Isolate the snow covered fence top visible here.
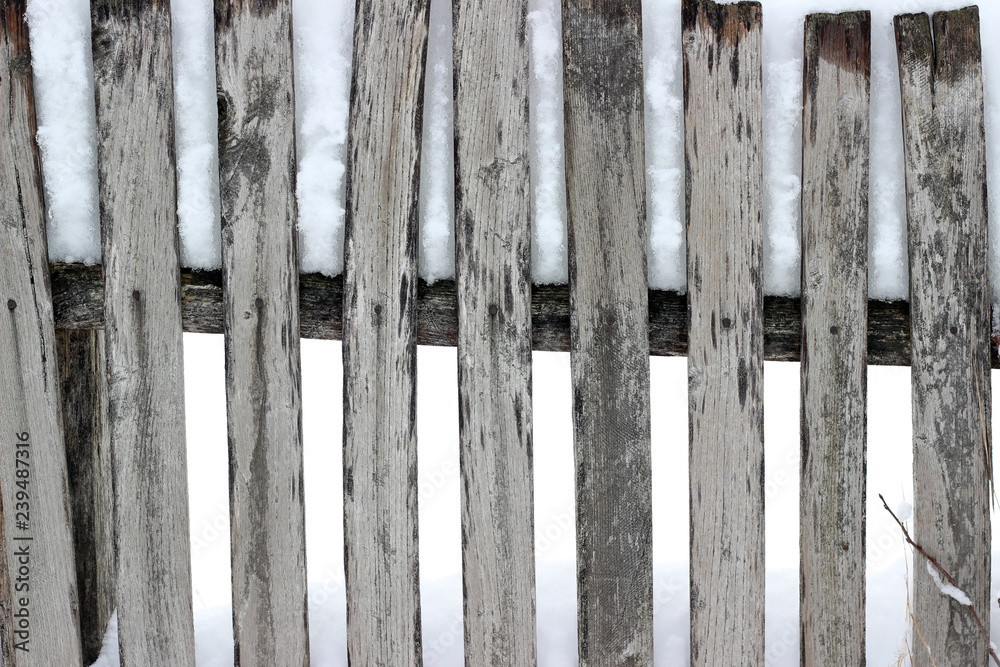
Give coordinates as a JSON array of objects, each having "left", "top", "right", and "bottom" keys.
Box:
[{"left": 25, "top": 0, "right": 1000, "bottom": 302}]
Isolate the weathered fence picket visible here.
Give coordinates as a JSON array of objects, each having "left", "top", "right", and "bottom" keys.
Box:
[
  {"left": 214, "top": 1, "right": 310, "bottom": 664},
  {"left": 896, "top": 8, "right": 992, "bottom": 665},
  {"left": 453, "top": 0, "right": 537, "bottom": 663},
  {"left": 563, "top": 0, "right": 653, "bottom": 663},
  {"left": 0, "top": 4, "right": 83, "bottom": 665},
  {"left": 799, "top": 11, "right": 870, "bottom": 665},
  {"left": 683, "top": 0, "right": 765, "bottom": 664},
  {"left": 57, "top": 329, "right": 113, "bottom": 666},
  {"left": 342, "top": 0, "right": 429, "bottom": 663},
  {"left": 90, "top": 1, "right": 196, "bottom": 663}
]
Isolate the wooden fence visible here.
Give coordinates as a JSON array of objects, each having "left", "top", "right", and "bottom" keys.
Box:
[{"left": 0, "top": 0, "right": 994, "bottom": 665}]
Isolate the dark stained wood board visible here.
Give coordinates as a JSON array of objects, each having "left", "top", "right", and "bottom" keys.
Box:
[
  {"left": 562, "top": 0, "right": 653, "bottom": 662},
  {"left": 683, "top": 0, "right": 765, "bottom": 663},
  {"left": 214, "top": 1, "right": 310, "bottom": 664},
  {"left": 50, "top": 262, "right": 967, "bottom": 368},
  {"left": 452, "top": 0, "right": 537, "bottom": 662},
  {"left": 0, "top": 3, "right": 83, "bottom": 664},
  {"left": 90, "top": 0, "right": 196, "bottom": 663},
  {"left": 799, "top": 11, "right": 870, "bottom": 666},
  {"left": 342, "top": 0, "right": 429, "bottom": 663},
  {"left": 57, "top": 329, "right": 114, "bottom": 666},
  {"left": 896, "top": 9, "right": 992, "bottom": 666}
]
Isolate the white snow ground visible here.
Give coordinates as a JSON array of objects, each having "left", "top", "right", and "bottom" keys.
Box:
[{"left": 78, "top": 338, "right": 1000, "bottom": 666}]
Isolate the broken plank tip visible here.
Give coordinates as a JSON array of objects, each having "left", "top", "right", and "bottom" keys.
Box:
[
  {"left": 806, "top": 11, "right": 871, "bottom": 77},
  {"left": 682, "top": 0, "right": 761, "bottom": 42}
]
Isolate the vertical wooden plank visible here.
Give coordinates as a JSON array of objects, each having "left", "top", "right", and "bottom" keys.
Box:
[
  {"left": 0, "top": 3, "right": 83, "bottom": 665},
  {"left": 214, "top": 2, "right": 310, "bottom": 664},
  {"left": 452, "top": 0, "right": 536, "bottom": 663},
  {"left": 57, "top": 329, "right": 114, "bottom": 666},
  {"left": 90, "top": 1, "right": 196, "bottom": 664},
  {"left": 799, "top": 12, "right": 870, "bottom": 666},
  {"left": 343, "top": 1, "right": 429, "bottom": 664},
  {"left": 562, "top": 1, "right": 652, "bottom": 663},
  {"left": 895, "top": 9, "right": 991, "bottom": 665},
  {"left": 683, "top": 1, "right": 764, "bottom": 664}
]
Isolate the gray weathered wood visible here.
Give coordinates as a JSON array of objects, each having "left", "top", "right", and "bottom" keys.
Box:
[
  {"left": 452, "top": 0, "right": 536, "bottom": 663},
  {"left": 90, "top": 1, "right": 196, "bottom": 663},
  {"left": 562, "top": 0, "right": 652, "bottom": 663},
  {"left": 214, "top": 2, "right": 310, "bottom": 664},
  {"left": 57, "top": 329, "right": 114, "bottom": 666},
  {"left": 343, "top": 1, "right": 429, "bottom": 663},
  {"left": 799, "top": 12, "right": 870, "bottom": 666},
  {"left": 0, "top": 4, "right": 83, "bottom": 664},
  {"left": 683, "top": 1, "right": 764, "bottom": 664},
  {"left": 896, "top": 9, "right": 992, "bottom": 665},
  {"left": 50, "top": 262, "right": 944, "bottom": 367}
]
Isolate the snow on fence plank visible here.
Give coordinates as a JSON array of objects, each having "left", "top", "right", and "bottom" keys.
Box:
[
  {"left": 57, "top": 329, "right": 113, "bottom": 666},
  {"left": 562, "top": 0, "right": 653, "bottom": 662},
  {"left": 799, "top": 11, "right": 870, "bottom": 666},
  {"left": 90, "top": 0, "right": 195, "bottom": 663},
  {"left": 342, "top": 0, "right": 429, "bottom": 663},
  {"left": 683, "top": 0, "right": 765, "bottom": 664},
  {"left": 0, "top": 4, "right": 83, "bottom": 665},
  {"left": 896, "top": 9, "right": 993, "bottom": 665},
  {"left": 453, "top": 0, "right": 537, "bottom": 663},
  {"left": 214, "top": 1, "right": 309, "bottom": 664}
]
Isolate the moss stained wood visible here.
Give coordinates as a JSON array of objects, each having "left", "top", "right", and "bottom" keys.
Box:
[
  {"left": 799, "top": 12, "right": 870, "bottom": 666},
  {"left": 0, "top": 3, "right": 83, "bottom": 664},
  {"left": 683, "top": 0, "right": 764, "bottom": 664},
  {"left": 896, "top": 8, "right": 992, "bottom": 666},
  {"left": 89, "top": 1, "right": 196, "bottom": 663},
  {"left": 562, "top": 0, "right": 652, "bottom": 663},
  {"left": 214, "top": 1, "right": 309, "bottom": 664},
  {"left": 453, "top": 0, "right": 537, "bottom": 663}
]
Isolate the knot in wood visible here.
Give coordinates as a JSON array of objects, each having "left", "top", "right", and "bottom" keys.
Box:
[
  {"left": 606, "top": 314, "right": 616, "bottom": 325},
  {"left": 721, "top": 317, "right": 732, "bottom": 328}
]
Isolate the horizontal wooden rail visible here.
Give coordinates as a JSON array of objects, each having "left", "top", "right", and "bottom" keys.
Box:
[{"left": 49, "top": 261, "right": 997, "bottom": 367}]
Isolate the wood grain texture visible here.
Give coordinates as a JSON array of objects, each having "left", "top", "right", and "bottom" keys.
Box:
[
  {"left": 683, "top": 1, "right": 764, "bottom": 664},
  {"left": 896, "top": 9, "right": 992, "bottom": 666},
  {"left": 342, "top": 1, "right": 429, "bottom": 664},
  {"left": 214, "top": 2, "right": 310, "bottom": 664},
  {"left": 562, "top": 1, "right": 652, "bottom": 663},
  {"left": 452, "top": 0, "right": 536, "bottom": 663},
  {"left": 57, "top": 329, "right": 114, "bottom": 666},
  {"left": 799, "top": 12, "right": 870, "bottom": 666},
  {"left": 90, "top": 1, "right": 196, "bottom": 664},
  {"left": 0, "top": 4, "right": 83, "bottom": 665},
  {"left": 50, "top": 263, "right": 945, "bottom": 367}
]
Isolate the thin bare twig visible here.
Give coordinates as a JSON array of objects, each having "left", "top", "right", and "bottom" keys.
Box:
[{"left": 880, "top": 494, "right": 999, "bottom": 666}]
